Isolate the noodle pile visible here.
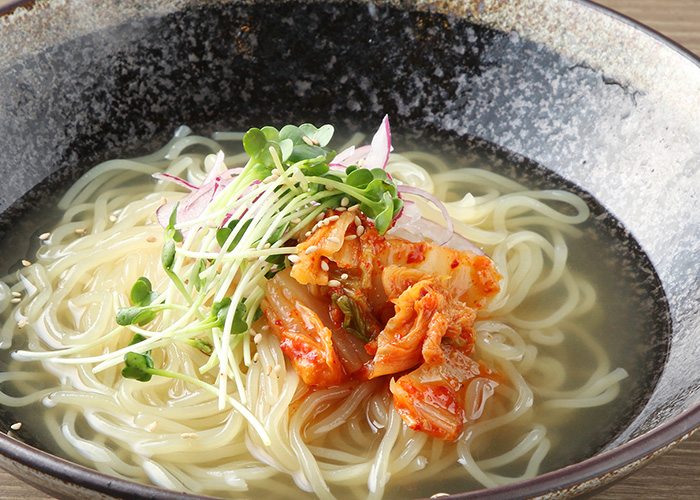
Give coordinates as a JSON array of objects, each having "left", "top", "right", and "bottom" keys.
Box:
[{"left": 0, "top": 126, "right": 627, "bottom": 499}]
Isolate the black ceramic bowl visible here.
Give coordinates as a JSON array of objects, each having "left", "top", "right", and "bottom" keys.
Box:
[{"left": 0, "top": 0, "right": 699, "bottom": 499}]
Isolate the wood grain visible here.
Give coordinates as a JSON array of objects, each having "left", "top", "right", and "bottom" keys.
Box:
[
  {"left": 1, "top": 0, "right": 700, "bottom": 499},
  {"left": 596, "top": 0, "right": 700, "bottom": 56}
]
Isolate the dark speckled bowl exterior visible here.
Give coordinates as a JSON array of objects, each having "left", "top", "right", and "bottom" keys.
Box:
[{"left": 0, "top": 0, "right": 699, "bottom": 499}]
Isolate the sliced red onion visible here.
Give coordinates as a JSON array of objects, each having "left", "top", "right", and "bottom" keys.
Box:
[
  {"left": 152, "top": 173, "right": 198, "bottom": 191},
  {"left": 156, "top": 201, "right": 178, "bottom": 228},
  {"left": 331, "top": 145, "right": 355, "bottom": 166},
  {"left": 397, "top": 185, "right": 454, "bottom": 237},
  {"left": 363, "top": 114, "right": 392, "bottom": 170},
  {"left": 389, "top": 216, "right": 485, "bottom": 256},
  {"left": 201, "top": 150, "right": 226, "bottom": 185},
  {"left": 390, "top": 197, "right": 483, "bottom": 254},
  {"left": 393, "top": 200, "right": 422, "bottom": 227},
  {"left": 155, "top": 152, "right": 236, "bottom": 230},
  {"left": 330, "top": 145, "right": 371, "bottom": 169},
  {"left": 220, "top": 167, "right": 246, "bottom": 177},
  {"left": 176, "top": 182, "right": 218, "bottom": 226},
  {"left": 329, "top": 116, "right": 392, "bottom": 170}
]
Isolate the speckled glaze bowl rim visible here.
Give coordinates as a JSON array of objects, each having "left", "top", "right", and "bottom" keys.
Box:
[{"left": 1, "top": 0, "right": 699, "bottom": 498}]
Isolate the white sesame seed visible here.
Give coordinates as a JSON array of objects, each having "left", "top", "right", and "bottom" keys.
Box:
[
  {"left": 21, "top": 260, "right": 31, "bottom": 267},
  {"left": 11, "top": 291, "right": 21, "bottom": 297},
  {"left": 356, "top": 226, "right": 365, "bottom": 237},
  {"left": 305, "top": 231, "right": 312, "bottom": 238},
  {"left": 10, "top": 298, "right": 20, "bottom": 304},
  {"left": 254, "top": 333, "right": 263, "bottom": 344},
  {"left": 354, "top": 215, "right": 362, "bottom": 226},
  {"left": 288, "top": 254, "right": 301, "bottom": 263},
  {"left": 316, "top": 212, "right": 325, "bottom": 221},
  {"left": 109, "top": 215, "right": 118, "bottom": 222},
  {"left": 301, "top": 135, "right": 314, "bottom": 146},
  {"left": 146, "top": 421, "right": 159, "bottom": 432},
  {"left": 146, "top": 235, "right": 157, "bottom": 243},
  {"left": 327, "top": 237, "right": 340, "bottom": 245},
  {"left": 253, "top": 352, "right": 260, "bottom": 363},
  {"left": 321, "top": 261, "right": 330, "bottom": 272},
  {"left": 266, "top": 365, "right": 273, "bottom": 376},
  {"left": 180, "top": 432, "right": 200, "bottom": 439},
  {"left": 305, "top": 245, "right": 318, "bottom": 255},
  {"left": 348, "top": 204, "right": 359, "bottom": 212},
  {"left": 261, "top": 325, "right": 270, "bottom": 332},
  {"left": 74, "top": 228, "right": 86, "bottom": 235},
  {"left": 336, "top": 207, "right": 347, "bottom": 212},
  {"left": 291, "top": 217, "right": 301, "bottom": 224},
  {"left": 357, "top": 158, "right": 365, "bottom": 167},
  {"left": 273, "top": 364, "right": 283, "bottom": 377},
  {"left": 340, "top": 197, "right": 349, "bottom": 207},
  {"left": 327, "top": 215, "right": 340, "bottom": 222},
  {"left": 38, "top": 232, "right": 50, "bottom": 241},
  {"left": 10, "top": 422, "right": 22, "bottom": 431},
  {"left": 328, "top": 279, "right": 341, "bottom": 287},
  {"left": 17, "top": 319, "right": 27, "bottom": 329},
  {"left": 263, "top": 242, "right": 271, "bottom": 249},
  {"left": 341, "top": 273, "right": 349, "bottom": 280},
  {"left": 205, "top": 219, "right": 218, "bottom": 228},
  {"left": 271, "top": 168, "right": 280, "bottom": 176},
  {"left": 345, "top": 235, "right": 357, "bottom": 240}
]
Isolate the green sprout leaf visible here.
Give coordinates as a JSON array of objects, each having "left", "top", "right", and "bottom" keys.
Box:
[
  {"left": 162, "top": 240, "right": 176, "bottom": 270},
  {"left": 371, "top": 192, "right": 396, "bottom": 236},
  {"left": 308, "top": 165, "right": 403, "bottom": 235},
  {"left": 160, "top": 239, "right": 192, "bottom": 305},
  {"left": 346, "top": 168, "right": 374, "bottom": 190},
  {"left": 300, "top": 162, "right": 330, "bottom": 177},
  {"left": 116, "top": 306, "right": 157, "bottom": 326},
  {"left": 243, "top": 127, "right": 293, "bottom": 168},
  {"left": 252, "top": 305, "right": 264, "bottom": 323},
  {"left": 216, "top": 219, "right": 253, "bottom": 251},
  {"left": 278, "top": 123, "right": 336, "bottom": 164},
  {"left": 243, "top": 128, "right": 268, "bottom": 158},
  {"left": 116, "top": 278, "right": 161, "bottom": 326},
  {"left": 166, "top": 202, "right": 183, "bottom": 243},
  {"left": 130, "top": 277, "right": 158, "bottom": 307},
  {"left": 122, "top": 351, "right": 154, "bottom": 382},
  {"left": 128, "top": 333, "right": 149, "bottom": 348},
  {"left": 267, "top": 221, "right": 289, "bottom": 245},
  {"left": 190, "top": 259, "right": 207, "bottom": 292},
  {"left": 265, "top": 253, "right": 286, "bottom": 266},
  {"left": 206, "top": 297, "right": 249, "bottom": 334},
  {"left": 231, "top": 302, "right": 248, "bottom": 334},
  {"left": 211, "top": 297, "right": 232, "bottom": 328}
]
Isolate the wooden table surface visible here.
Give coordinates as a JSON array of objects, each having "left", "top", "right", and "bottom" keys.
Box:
[{"left": 1, "top": 0, "right": 700, "bottom": 499}]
